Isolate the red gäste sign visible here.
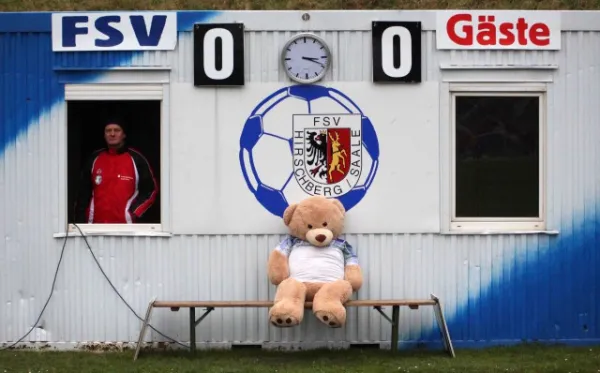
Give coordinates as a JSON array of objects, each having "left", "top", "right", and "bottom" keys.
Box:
[{"left": 436, "top": 11, "right": 561, "bottom": 50}]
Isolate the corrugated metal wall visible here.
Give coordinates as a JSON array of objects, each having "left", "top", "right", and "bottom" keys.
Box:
[{"left": 1, "top": 28, "right": 599, "bottom": 349}]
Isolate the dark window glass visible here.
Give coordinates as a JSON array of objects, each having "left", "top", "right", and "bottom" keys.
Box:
[
  {"left": 454, "top": 95, "right": 540, "bottom": 218},
  {"left": 67, "top": 100, "right": 162, "bottom": 224}
]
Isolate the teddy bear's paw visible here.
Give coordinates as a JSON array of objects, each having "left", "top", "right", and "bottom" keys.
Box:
[
  {"left": 314, "top": 310, "right": 345, "bottom": 328},
  {"left": 269, "top": 299, "right": 304, "bottom": 328},
  {"left": 269, "top": 313, "right": 300, "bottom": 328}
]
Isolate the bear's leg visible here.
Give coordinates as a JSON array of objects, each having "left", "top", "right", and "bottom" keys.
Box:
[
  {"left": 312, "top": 280, "right": 353, "bottom": 328},
  {"left": 269, "top": 278, "right": 306, "bottom": 328}
]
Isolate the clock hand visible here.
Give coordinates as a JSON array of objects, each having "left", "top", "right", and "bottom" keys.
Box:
[{"left": 301, "top": 56, "right": 324, "bottom": 67}]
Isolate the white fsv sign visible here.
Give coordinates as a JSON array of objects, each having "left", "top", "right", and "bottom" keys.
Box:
[{"left": 51, "top": 12, "right": 178, "bottom": 52}]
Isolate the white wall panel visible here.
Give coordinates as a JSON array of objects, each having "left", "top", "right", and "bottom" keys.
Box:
[{"left": 2, "top": 23, "right": 600, "bottom": 349}]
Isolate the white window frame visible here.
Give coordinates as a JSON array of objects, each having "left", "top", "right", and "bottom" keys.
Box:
[
  {"left": 59, "top": 73, "right": 171, "bottom": 237},
  {"left": 447, "top": 83, "right": 547, "bottom": 233}
]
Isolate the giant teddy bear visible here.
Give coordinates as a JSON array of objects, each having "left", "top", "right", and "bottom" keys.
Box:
[{"left": 267, "top": 195, "right": 363, "bottom": 328}]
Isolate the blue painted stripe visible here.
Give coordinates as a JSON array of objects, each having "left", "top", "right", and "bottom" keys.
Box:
[
  {"left": 177, "top": 11, "right": 224, "bottom": 31},
  {"left": 416, "top": 215, "right": 600, "bottom": 350},
  {"left": 0, "top": 12, "right": 52, "bottom": 32},
  {"left": 0, "top": 11, "right": 220, "bottom": 33},
  {"left": 398, "top": 338, "right": 600, "bottom": 351},
  {"left": 0, "top": 11, "right": 219, "bottom": 157}
]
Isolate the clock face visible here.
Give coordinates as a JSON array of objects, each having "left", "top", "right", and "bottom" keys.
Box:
[{"left": 282, "top": 34, "right": 331, "bottom": 84}]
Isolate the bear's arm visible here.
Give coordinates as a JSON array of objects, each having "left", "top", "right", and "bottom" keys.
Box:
[
  {"left": 341, "top": 240, "right": 363, "bottom": 292},
  {"left": 267, "top": 236, "right": 295, "bottom": 286}
]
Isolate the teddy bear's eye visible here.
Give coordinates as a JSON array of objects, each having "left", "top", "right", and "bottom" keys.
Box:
[
  {"left": 323, "top": 222, "right": 328, "bottom": 227},
  {"left": 307, "top": 224, "right": 313, "bottom": 229}
]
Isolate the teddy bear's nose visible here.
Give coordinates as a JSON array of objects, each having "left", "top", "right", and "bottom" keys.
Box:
[{"left": 315, "top": 234, "right": 326, "bottom": 242}]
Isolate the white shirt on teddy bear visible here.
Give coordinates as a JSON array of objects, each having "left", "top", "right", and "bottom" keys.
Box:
[{"left": 275, "top": 235, "right": 359, "bottom": 283}]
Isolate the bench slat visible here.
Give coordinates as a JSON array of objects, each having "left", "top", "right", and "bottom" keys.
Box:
[{"left": 152, "top": 299, "right": 437, "bottom": 308}]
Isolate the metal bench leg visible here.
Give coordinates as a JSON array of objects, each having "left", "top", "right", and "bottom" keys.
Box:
[
  {"left": 189, "top": 307, "right": 215, "bottom": 353},
  {"left": 134, "top": 297, "right": 156, "bottom": 361},
  {"left": 391, "top": 305, "right": 399, "bottom": 352},
  {"left": 373, "top": 305, "right": 400, "bottom": 352},
  {"left": 430, "top": 294, "right": 455, "bottom": 358},
  {"left": 189, "top": 307, "right": 196, "bottom": 353}
]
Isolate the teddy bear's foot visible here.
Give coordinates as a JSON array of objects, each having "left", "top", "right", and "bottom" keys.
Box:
[
  {"left": 268, "top": 300, "right": 303, "bottom": 328},
  {"left": 269, "top": 313, "right": 301, "bottom": 328},
  {"left": 314, "top": 309, "right": 345, "bottom": 328},
  {"left": 269, "top": 278, "right": 307, "bottom": 328}
]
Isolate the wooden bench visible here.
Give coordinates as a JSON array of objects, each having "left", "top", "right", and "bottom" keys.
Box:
[{"left": 133, "top": 293, "right": 455, "bottom": 361}]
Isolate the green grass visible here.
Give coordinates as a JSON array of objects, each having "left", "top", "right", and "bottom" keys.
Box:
[
  {"left": 1, "top": 344, "right": 600, "bottom": 373},
  {"left": 1, "top": 0, "right": 600, "bottom": 12}
]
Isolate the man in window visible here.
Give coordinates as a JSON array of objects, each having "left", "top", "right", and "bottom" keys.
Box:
[{"left": 74, "top": 120, "right": 158, "bottom": 224}]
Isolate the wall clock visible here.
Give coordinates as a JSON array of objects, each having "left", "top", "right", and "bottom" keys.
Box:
[{"left": 281, "top": 33, "right": 331, "bottom": 84}]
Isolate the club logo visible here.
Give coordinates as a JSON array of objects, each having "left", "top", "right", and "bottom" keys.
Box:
[{"left": 292, "top": 114, "right": 362, "bottom": 197}]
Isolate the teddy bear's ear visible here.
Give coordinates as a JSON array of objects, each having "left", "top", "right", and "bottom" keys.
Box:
[
  {"left": 331, "top": 198, "right": 345, "bottom": 214},
  {"left": 283, "top": 203, "right": 298, "bottom": 226}
]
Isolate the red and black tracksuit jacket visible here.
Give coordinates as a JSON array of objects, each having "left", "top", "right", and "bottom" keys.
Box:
[{"left": 74, "top": 146, "right": 158, "bottom": 224}]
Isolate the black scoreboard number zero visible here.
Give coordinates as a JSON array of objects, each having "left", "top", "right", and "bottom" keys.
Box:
[
  {"left": 372, "top": 21, "right": 421, "bottom": 83},
  {"left": 194, "top": 23, "right": 245, "bottom": 86}
]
